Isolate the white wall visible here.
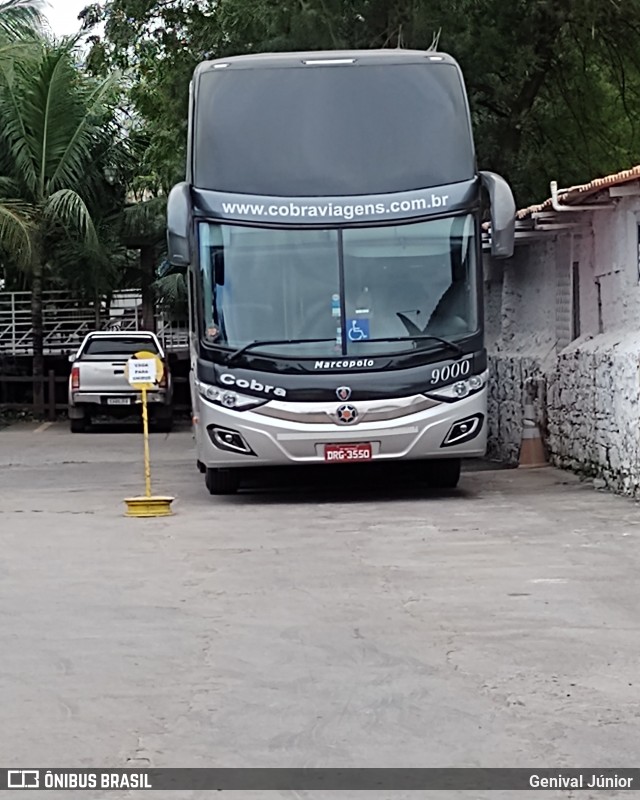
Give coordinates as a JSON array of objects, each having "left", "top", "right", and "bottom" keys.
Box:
[
  {"left": 548, "top": 334, "right": 640, "bottom": 493},
  {"left": 484, "top": 239, "right": 557, "bottom": 463},
  {"left": 486, "top": 193, "right": 640, "bottom": 495}
]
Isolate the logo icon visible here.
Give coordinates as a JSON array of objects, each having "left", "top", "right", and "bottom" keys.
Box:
[
  {"left": 336, "top": 386, "right": 352, "bottom": 401},
  {"left": 336, "top": 404, "right": 359, "bottom": 425},
  {"left": 8, "top": 771, "right": 39, "bottom": 788},
  {"left": 347, "top": 319, "right": 370, "bottom": 341}
]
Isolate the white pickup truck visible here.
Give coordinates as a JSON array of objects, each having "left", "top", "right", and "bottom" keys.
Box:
[{"left": 67, "top": 332, "right": 173, "bottom": 433}]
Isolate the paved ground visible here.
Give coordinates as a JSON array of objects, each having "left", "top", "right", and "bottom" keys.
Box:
[{"left": 1, "top": 420, "right": 640, "bottom": 799}]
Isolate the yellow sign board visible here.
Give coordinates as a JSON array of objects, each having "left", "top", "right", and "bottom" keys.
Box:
[
  {"left": 123, "top": 350, "right": 174, "bottom": 517},
  {"left": 125, "top": 350, "right": 164, "bottom": 391}
]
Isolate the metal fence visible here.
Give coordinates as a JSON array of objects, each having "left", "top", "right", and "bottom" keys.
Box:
[{"left": 0, "top": 290, "right": 188, "bottom": 355}]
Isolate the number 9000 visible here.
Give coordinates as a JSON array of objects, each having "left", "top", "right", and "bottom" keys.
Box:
[{"left": 430, "top": 359, "right": 471, "bottom": 384}]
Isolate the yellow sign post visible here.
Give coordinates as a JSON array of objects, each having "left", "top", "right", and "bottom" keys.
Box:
[{"left": 123, "top": 350, "right": 174, "bottom": 517}]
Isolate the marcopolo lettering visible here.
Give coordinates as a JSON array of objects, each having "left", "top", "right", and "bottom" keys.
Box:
[
  {"left": 314, "top": 359, "right": 375, "bottom": 370},
  {"left": 220, "top": 373, "right": 287, "bottom": 398}
]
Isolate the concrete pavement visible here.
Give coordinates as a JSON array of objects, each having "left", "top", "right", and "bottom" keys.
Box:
[{"left": 1, "top": 421, "right": 640, "bottom": 798}]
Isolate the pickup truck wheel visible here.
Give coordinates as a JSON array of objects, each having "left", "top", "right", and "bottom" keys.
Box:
[
  {"left": 205, "top": 468, "right": 240, "bottom": 495},
  {"left": 70, "top": 418, "right": 87, "bottom": 434},
  {"left": 153, "top": 408, "right": 173, "bottom": 433}
]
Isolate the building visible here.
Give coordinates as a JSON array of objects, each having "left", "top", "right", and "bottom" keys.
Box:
[{"left": 485, "top": 165, "right": 640, "bottom": 495}]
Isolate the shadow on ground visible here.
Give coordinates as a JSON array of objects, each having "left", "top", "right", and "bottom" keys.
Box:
[{"left": 200, "top": 459, "right": 515, "bottom": 506}]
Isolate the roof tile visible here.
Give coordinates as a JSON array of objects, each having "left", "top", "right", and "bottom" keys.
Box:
[{"left": 517, "top": 164, "right": 640, "bottom": 219}]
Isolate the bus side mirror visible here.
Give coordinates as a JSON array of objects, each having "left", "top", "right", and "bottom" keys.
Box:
[
  {"left": 167, "top": 181, "right": 192, "bottom": 267},
  {"left": 480, "top": 171, "right": 516, "bottom": 259}
]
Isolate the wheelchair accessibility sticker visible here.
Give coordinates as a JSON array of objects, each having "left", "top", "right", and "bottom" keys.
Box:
[{"left": 347, "top": 319, "right": 370, "bottom": 341}]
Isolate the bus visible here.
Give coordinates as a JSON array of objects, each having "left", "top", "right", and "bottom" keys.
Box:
[{"left": 167, "top": 49, "right": 516, "bottom": 495}]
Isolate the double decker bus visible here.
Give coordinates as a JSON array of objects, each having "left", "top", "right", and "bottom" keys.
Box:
[{"left": 167, "top": 49, "right": 515, "bottom": 494}]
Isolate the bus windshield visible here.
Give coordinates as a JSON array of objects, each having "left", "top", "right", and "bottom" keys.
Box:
[{"left": 198, "top": 216, "right": 478, "bottom": 358}]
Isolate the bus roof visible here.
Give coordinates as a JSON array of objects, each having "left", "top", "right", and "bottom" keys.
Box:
[
  {"left": 189, "top": 49, "right": 475, "bottom": 198},
  {"left": 193, "top": 50, "right": 461, "bottom": 74}
]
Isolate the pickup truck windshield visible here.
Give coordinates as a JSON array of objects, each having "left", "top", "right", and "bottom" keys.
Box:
[{"left": 83, "top": 338, "right": 160, "bottom": 357}]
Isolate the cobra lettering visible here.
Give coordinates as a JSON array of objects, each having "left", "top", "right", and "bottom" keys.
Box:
[
  {"left": 314, "top": 359, "right": 375, "bottom": 370},
  {"left": 220, "top": 373, "right": 287, "bottom": 397},
  {"left": 430, "top": 359, "right": 471, "bottom": 384}
]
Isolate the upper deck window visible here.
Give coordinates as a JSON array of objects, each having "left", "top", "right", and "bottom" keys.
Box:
[{"left": 193, "top": 62, "right": 475, "bottom": 197}]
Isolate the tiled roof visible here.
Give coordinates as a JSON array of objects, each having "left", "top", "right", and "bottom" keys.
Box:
[{"left": 517, "top": 164, "right": 640, "bottom": 219}]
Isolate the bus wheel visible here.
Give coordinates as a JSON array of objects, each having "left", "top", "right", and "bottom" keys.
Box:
[
  {"left": 426, "top": 458, "right": 461, "bottom": 489},
  {"left": 205, "top": 468, "right": 240, "bottom": 495}
]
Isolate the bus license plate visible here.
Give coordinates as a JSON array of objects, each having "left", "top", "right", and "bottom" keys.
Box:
[
  {"left": 324, "top": 443, "right": 372, "bottom": 462},
  {"left": 107, "top": 398, "right": 131, "bottom": 405}
]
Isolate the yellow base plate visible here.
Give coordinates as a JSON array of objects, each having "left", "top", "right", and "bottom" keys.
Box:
[{"left": 124, "top": 496, "right": 175, "bottom": 517}]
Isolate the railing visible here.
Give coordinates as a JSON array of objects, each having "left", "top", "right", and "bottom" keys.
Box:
[
  {"left": 0, "top": 371, "right": 68, "bottom": 419},
  {"left": 0, "top": 290, "right": 188, "bottom": 355}
]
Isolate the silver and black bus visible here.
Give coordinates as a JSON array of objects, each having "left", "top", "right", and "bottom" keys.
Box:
[{"left": 167, "top": 49, "right": 515, "bottom": 494}]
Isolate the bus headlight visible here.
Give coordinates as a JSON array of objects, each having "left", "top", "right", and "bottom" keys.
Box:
[
  {"left": 425, "top": 370, "right": 488, "bottom": 402},
  {"left": 196, "top": 380, "right": 267, "bottom": 411},
  {"left": 453, "top": 381, "right": 469, "bottom": 398}
]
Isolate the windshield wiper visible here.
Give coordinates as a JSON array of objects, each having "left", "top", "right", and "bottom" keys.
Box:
[
  {"left": 226, "top": 334, "right": 462, "bottom": 365},
  {"left": 395, "top": 313, "right": 464, "bottom": 355},
  {"left": 356, "top": 334, "right": 464, "bottom": 357},
  {"left": 226, "top": 338, "right": 336, "bottom": 365}
]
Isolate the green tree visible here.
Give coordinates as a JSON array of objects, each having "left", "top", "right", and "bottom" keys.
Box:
[
  {"left": 121, "top": 196, "right": 167, "bottom": 330},
  {"left": 0, "top": 0, "right": 43, "bottom": 40},
  {"left": 0, "top": 38, "right": 123, "bottom": 411},
  {"left": 84, "top": 0, "right": 640, "bottom": 204}
]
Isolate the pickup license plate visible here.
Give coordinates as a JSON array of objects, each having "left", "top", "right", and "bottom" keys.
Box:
[
  {"left": 107, "top": 398, "right": 131, "bottom": 406},
  {"left": 324, "top": 443, "right": 373, "bottom": 462}
]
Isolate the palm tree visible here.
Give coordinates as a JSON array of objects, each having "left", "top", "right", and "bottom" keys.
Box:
[
  {"left": 0, "top": 0, "right": 43, "bottom": 64},
  {"left": 0, "top": 38, "right": 118, "bottom": 412},
  {"left": 0, "top": 0, "right": 42, "bottom": 37}
]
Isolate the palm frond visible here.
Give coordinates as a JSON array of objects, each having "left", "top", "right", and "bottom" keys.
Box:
[
  {"left": 0, "top": 174, "right": 20, "bottom": 195},
  {"left": 46, "top": 69, "right": 118, "bottom": 194},
  {"left": 153, "top": 271, "right": 188, "bottom": 320},
  {"left": 46, "top": 221, "right": 124, "bottom": 299},
  {"left": 23, "top": 44, "right": 86, "bottom": 197},
  {"left": 0, "top": 38, "right": 31, "bottom": 62},
  {"left": 43, "top": 188, "right": 98, "bottom": 248},
  {"left": 0, "top": 44, "right": 44, "bottom": 199},
  {"left": 0, "top": 199, "right": 32, "bottom": 267},
  {"left": 0, "top": 0, "right": 43, "bottom": 40},
  {"left": 0, "top": 41, "right": 115, "bottom": 202},
  {"left": 122, "top": 197, "right": 167, "bottom": 246}
]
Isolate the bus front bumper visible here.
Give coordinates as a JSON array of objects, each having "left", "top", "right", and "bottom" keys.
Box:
[{"left": 194, "top": 388, "right": 488, "bottom": 468}]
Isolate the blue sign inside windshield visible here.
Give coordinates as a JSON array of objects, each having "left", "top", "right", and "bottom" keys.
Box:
[{"left": 347, "top": 319, "right": 370, "bottom": 342}]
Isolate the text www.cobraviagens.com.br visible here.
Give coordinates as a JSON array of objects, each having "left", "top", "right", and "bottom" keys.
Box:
[{"left": 221, "top": 194, "right": 450, "bottom": 221}]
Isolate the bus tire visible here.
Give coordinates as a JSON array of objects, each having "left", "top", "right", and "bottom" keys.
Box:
[
  {"left": 205, "top": 467, "right": 240, "bottom": 495},
  {"left": 426, "top": 458, "right": 461, "bottom": 489}
]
